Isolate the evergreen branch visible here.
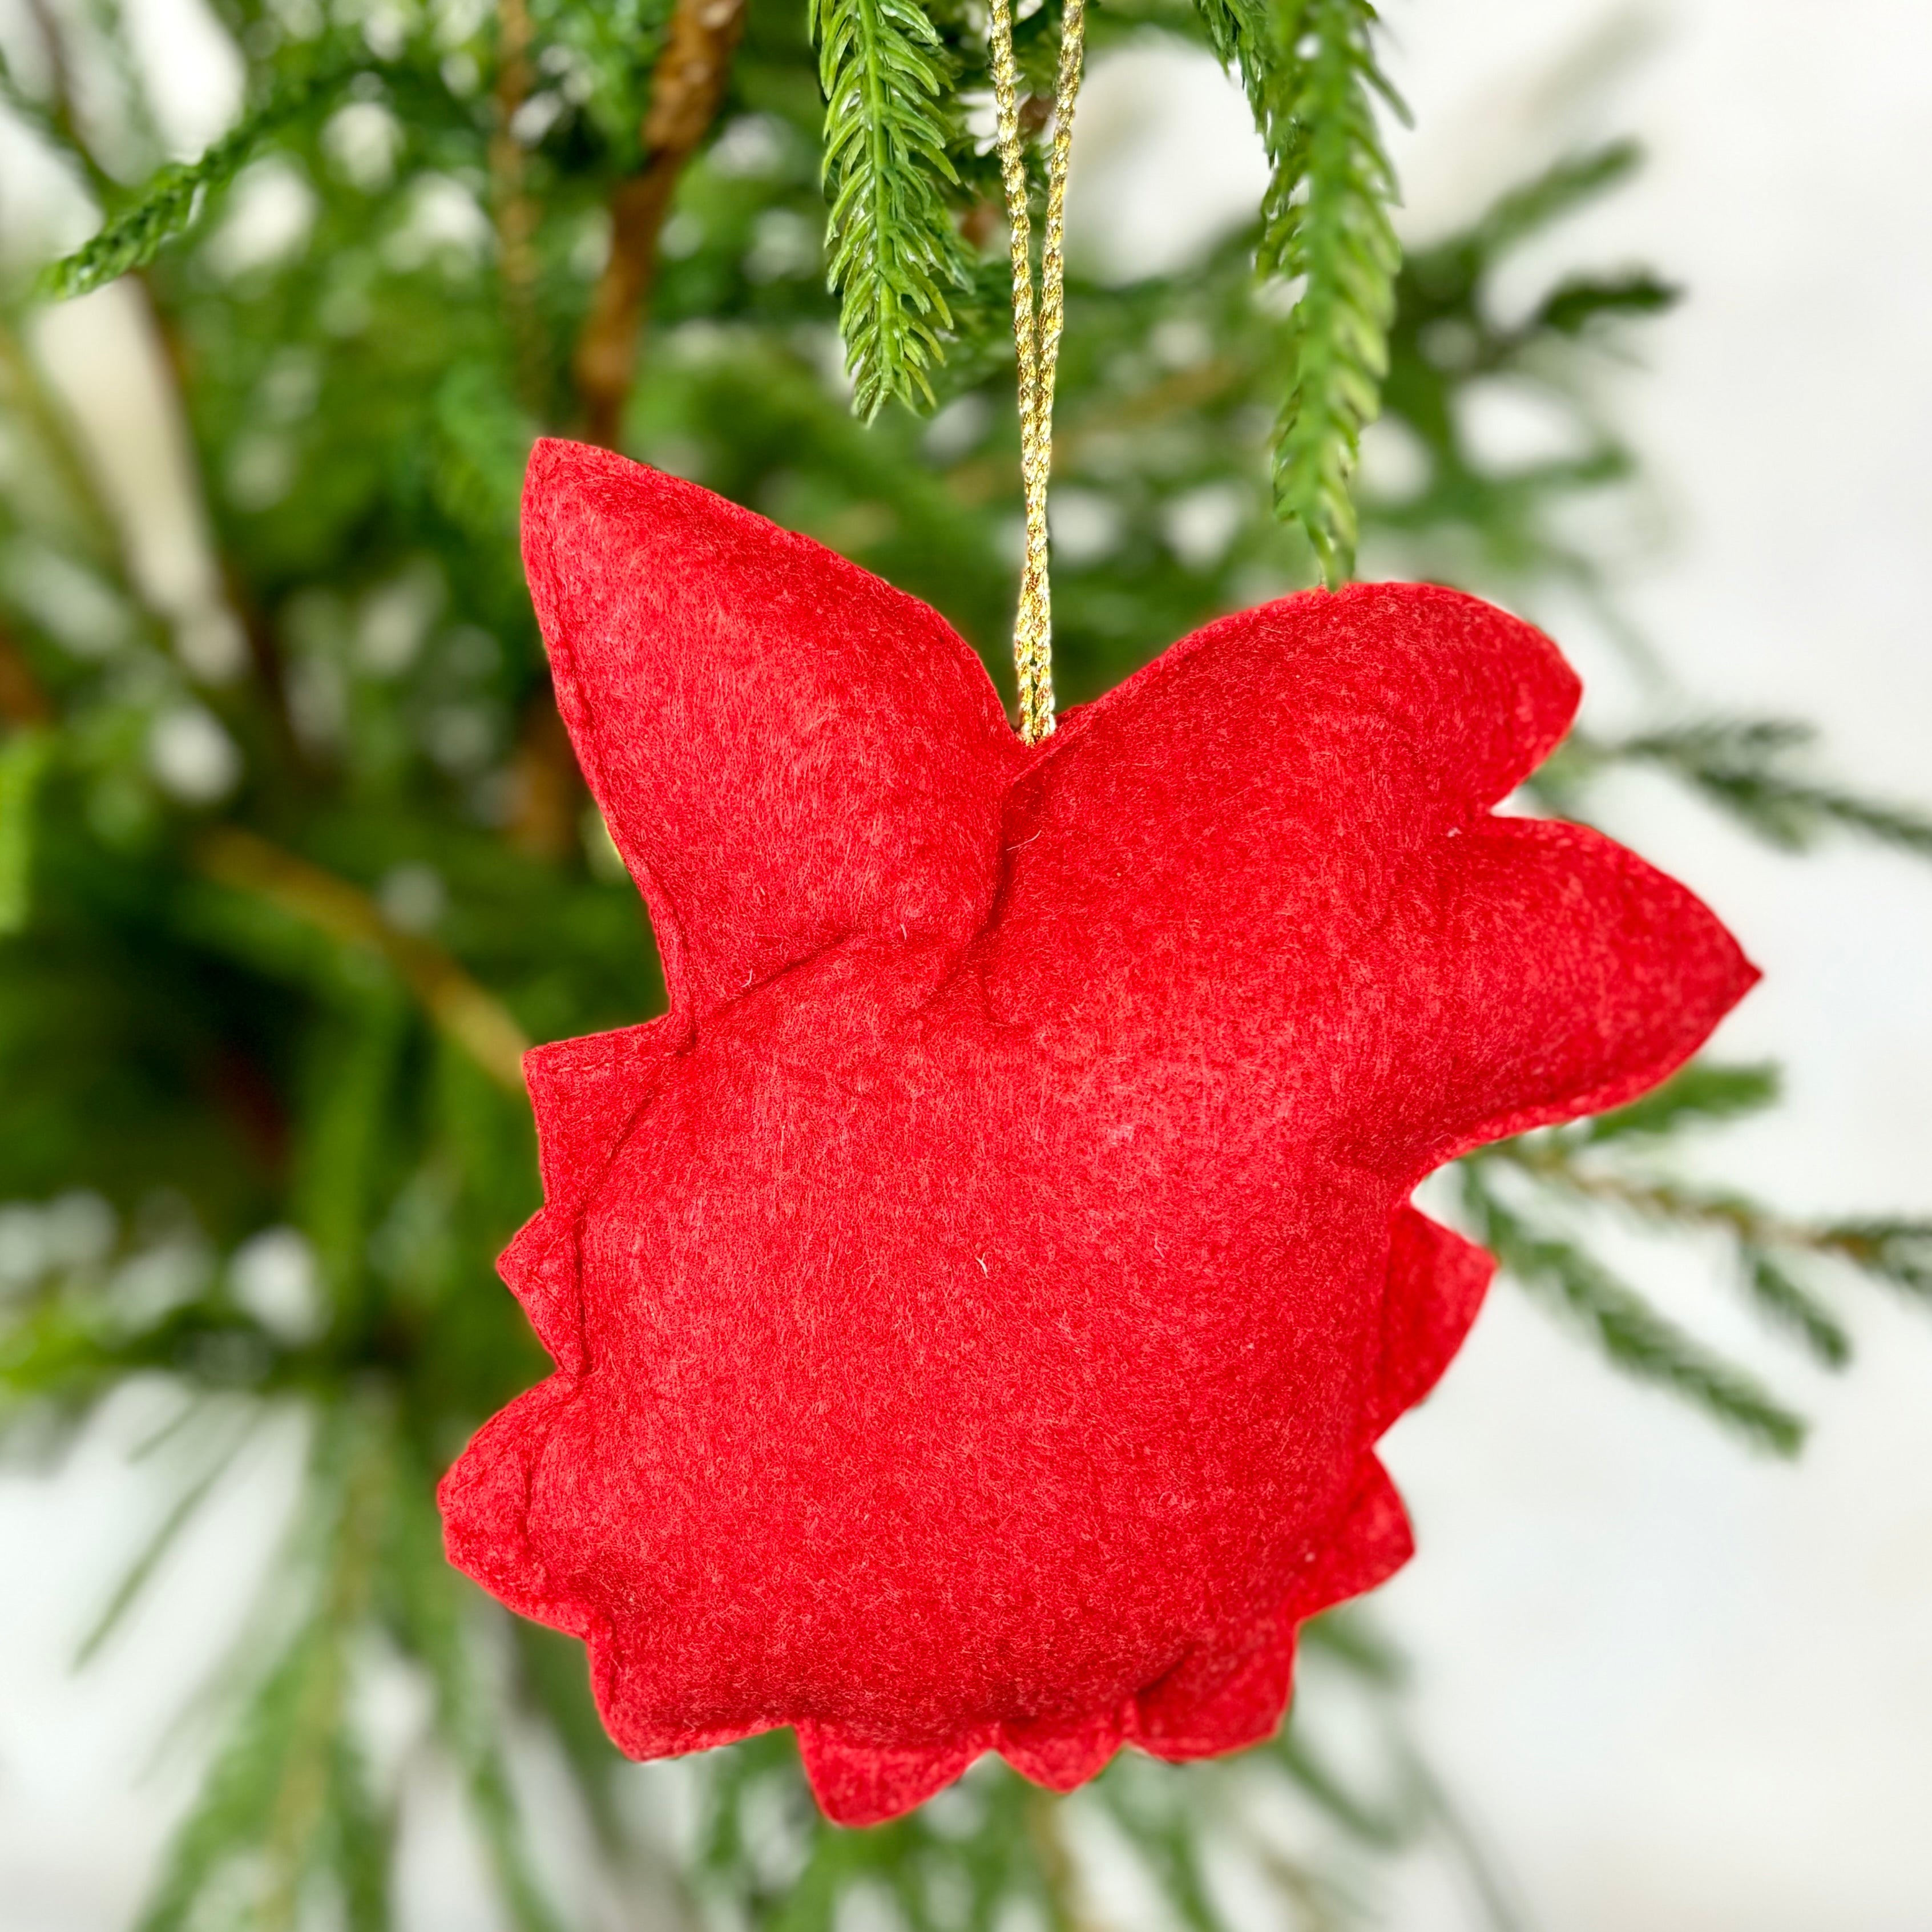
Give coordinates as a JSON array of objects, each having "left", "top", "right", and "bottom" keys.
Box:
[
  {"left": 328, "top": 1726, "right": 394, "bottom": 1932},
  {"left": 1741, "top": 1251, "right": 1851, "bottom": 1369},
  {"left": 1270, "top": 1727, "right": 1414, "bottom": 1849},
  {"left": 192, "top": 827, "right": 530, "bottom": 1090},
  {"left": 1404, "top": 1754, "right": 1531, "bottom": 1932},
  {"left": 35, "top": 60, "right": 349, "bottom": 301},
  {"left": 810, "top": 0, "right": 970, "bottom": 416},
  {"left": 1493, "top": 1132, "right": 1887, "bottom": 1270},
  {"left": 1818, "top": 1219, "right": 1932, "bottom": 1300},
  {"left": 0, "top": 323, "right": 132, "bottom": 569},
  {"left": 5, "top": 1, "right": 119, "bottom": 201},
  {"left": 575, "top": 0, "right": 745, "bottom": 446},
  {"left": 489, "top": 0, "right": 546, "bottom": 412},
  {"left": 1486, "top": 1133, "right": 1930, "bottom": 1348},
  {"left": 1025, "top": 1789, "right": 1095, "bottom": 1932},
  {"left": 1532, "top": 271, "right": 1678, "bottom": 338},
  {"left": 1299, "top": 1604, "right": 1407, "bottom": 1684},
  {"left": 1257, "top": 0, "right": 1403, "bottom": 583},
  {"left": 0, "top": 43, "right": 108, "bottom": 199},
  {"left": 1573, "top": 720, "right": 1932, "bottom": 859},
  {"left": 1458, "top": 1164, "right": 1806, "bottom": 1454},
  {"left": 1578, "top": 1059, "right": 1781, "bottom": 1142},
  {"left": 74, "top": 1414, "right": 254, "bottom": 1665},
  {"left": 388, "top": 1462, "right": 571, "bottom": 1932},
  {"left": 135, "top": 1407, "right": 393, "bottom": 1932},
  {"left": 1, "top": 1300, "right": 261, "bottom": 1421},
  {"left": 1468, "top": 141, "right": 1643, "bottom": 260},
  {"left": 1190, "top": 0, "right": 1270, "bottom": 118}
]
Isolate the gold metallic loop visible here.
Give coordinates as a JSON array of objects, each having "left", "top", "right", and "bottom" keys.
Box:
[{"left": 987, "top": 0, "right": 1085, "bottom": 745}]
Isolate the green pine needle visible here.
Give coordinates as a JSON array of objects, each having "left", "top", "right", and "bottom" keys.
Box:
[
  {"left": 0, "top": 729, "right": 54, "bottom": 933},
  {"left": 1258, "top": 0, "right": 1403, "bottom": 584},
  {"left": 1608, "top": 720, "right": 1932, "bottom": 859},
  {"left": 1580, "top": 1059, "right": 1782, "bottom": 1143},
  {"left": 1742, "top": 1251, "right": 1852, "bottom": 1369},
  {"left": 37, "top": 62, "right": 345, "bottom": 302},
  {"left": 1461, "top": 1165, "right": 1807, "bottom": 1455},
  {"left": 1468, "top": 140, "right": 1643, "bottom": 258},
  {"left": 1192, "top": 0, "right": 1271, "bottom": 118},
  {"left": 74, "top": 1421, "right": 252, "bottom": 1666},
  {"left": 1821, "top": 1219, "right": 1932, "bottom": 1300},
  {"left": 810, "top": 0, "right": 971, "bottom": 418}
]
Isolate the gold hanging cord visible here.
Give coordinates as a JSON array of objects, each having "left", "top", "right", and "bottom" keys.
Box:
[{"left": 987, "top": 0, "right": 1086, "bottom": 744}]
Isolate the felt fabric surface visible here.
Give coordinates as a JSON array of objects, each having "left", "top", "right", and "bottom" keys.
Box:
[{"left": 439, "top": 438, "right": 1757, "bottom": 1826}]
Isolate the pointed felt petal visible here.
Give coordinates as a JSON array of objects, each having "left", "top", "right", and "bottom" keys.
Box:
[
  {"left": 795, "top": 1723, "right": 988, "bottom": 1827},
  {"left": 497, "top": 1216, "right": 583, "bottom": 1373},
  {"left": 526, "top": 1017, "right": 679, "bottom": 1211},
  {"left": 1369, "top": 1207, "right": 1495, "bottom": 1437},
  {"left": 1131, "top": 1624, "right": 1300, "bottom": 1762},
  {"left": 1412, "top": 818, "right": 1760, "bottom": 1161},
  {"left": 1282, "top": 1455, "right": 1415, "bottom": 1624},
  {"left": 588, "top": 1645, "right": 778, "bottom": 1761},
  {"left": 502, "top": 1020, "right": 679, "bottom": 1372},
  {"left": 1125, "top": 1461, "right": 1415, "bottom": 1765},
  {"left": 439, "top": 1380, "right": 590, "bottom": 1635},
  {"left": 998, "top": 1708, "right": 1126, "bottom": 1791},
  {"left": 983, "top": 582, "right": 1577, "bottom": 1050},
  {"left": 1032, "top": 580, "right": 1576, "bottom": 841},
  {"left": 522, "top": 441, "right": 1026, "bottom": 1024},
  {"left": 1128, "top": 1623, "right": 1298, "bottom": 1762}
]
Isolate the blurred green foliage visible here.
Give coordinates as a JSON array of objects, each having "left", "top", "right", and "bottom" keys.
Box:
[{"left": 1, "top": 0, "right": 1929, "bottom": 1924}]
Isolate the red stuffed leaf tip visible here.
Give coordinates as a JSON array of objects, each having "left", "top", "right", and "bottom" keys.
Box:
[
  {"left": 441, "top": 447, "right": 1760, "bottom": 1825},
  {"left": 520, "top": 439, "right": 1025, "bottom": 1027}
]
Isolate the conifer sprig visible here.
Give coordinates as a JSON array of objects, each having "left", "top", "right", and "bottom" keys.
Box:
[
  {"left": 1257, "top": 0, "right": 1403, "bottom": 584},
  {"left": 1191, "top": 0, "right": 1270, "bottom": 118},
  {"left": 1462, "top": 1060, "right": 1932, "bottom": 1445},
  {"left": 1581, "top": 720, "right": 1932, "bottom": 858},
  {"left": 36, "top": 59, "right": 349, "bottom": 301},
  {"left": 810, "top": 0, "right": 971, "bottom": 416},
  {"left": 1458, "top": 1161, "right": 1808, "bottom": 1455}
]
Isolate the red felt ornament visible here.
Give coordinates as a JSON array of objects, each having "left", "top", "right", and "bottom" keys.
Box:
[{"left": 439, "top": 437, "right": 1756, "bottom": 1827}]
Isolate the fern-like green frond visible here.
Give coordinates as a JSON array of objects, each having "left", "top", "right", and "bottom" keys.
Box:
[
  {"left": 809, "top": 0, "right": 971, "bottom": 417},
  {"left": 1459, "top": 1163, "right": 1807, "bottom": 1455},
  {"left": 1258, "top": 0, "right": 1402, "bottom": 584},
  {"left": 1191, "top": 0, "right": 1270, "bottom": 118},
  {"left": 37, "top": 60, "right": 345, "bottom": 301},
  {"left": 1603, "top": 720, "right": 1932, "bottom": 858},
  {"left": 1580, "top": 1059, "right": 1782, "bottom": 1143},
  {"left": 1742, "top": 1251, "right": 1852, "bottom": 1369}
]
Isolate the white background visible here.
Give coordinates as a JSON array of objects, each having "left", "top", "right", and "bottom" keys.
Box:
[{"left": 1, "top": 1, "right": 1929, "bottom": 1927}]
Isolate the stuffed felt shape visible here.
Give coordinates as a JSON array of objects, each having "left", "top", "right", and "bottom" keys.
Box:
[{"left": 439, "top": 438, "right": 1756, "bottom": 1826}]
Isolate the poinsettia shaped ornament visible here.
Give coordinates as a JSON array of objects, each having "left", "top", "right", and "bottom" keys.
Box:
[{"left": 440, "top": 439, "right": 1755, "bottom": 1826}]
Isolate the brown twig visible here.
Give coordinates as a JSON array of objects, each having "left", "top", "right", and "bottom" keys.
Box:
[
  {"left": 490, "top": 0, "right": 547, "bottom": 409},
  {"left": 194, "top": 826, "right": 531, "bottom": 1090},
  {"left": 0, "top": 623, "right": 53, "bottom": 727},
  {"left": 505, "top": 683, "right": 582, "bottom": 860},
  {"left": 572, "top": 0, "right": 747, "bottom": 447},
  {"left": 20, "top": 0, "right": 110, "bottom": 198},
  {"left": 1492, "top": 1140, "right": 1871, "bottom": 1263}
]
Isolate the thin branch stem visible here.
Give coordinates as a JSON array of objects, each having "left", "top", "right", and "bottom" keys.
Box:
[
  {"left": 572, "top": 0, "right": 747, "bottom": 447},
  {"left": 490, "top": 0, "right": 546, "bottom": 410},
  {"left": 1490, "top": 1139, "right": 1877, "bottom": 1263},
  {"left": 0, "top": 620, "right": 54, "bottom": 725},
  {"left": 193, "top": 826, "right": 530, "bottom": 1088}
]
